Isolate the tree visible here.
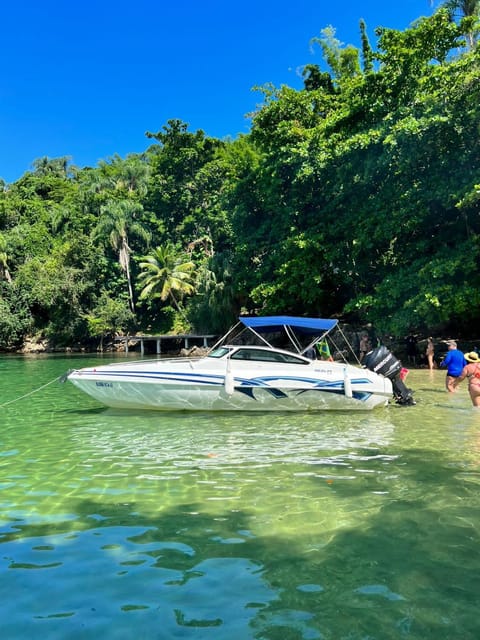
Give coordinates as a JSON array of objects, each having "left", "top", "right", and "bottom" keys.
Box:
[
  {"left": 360, "top": 19, "right": 374, "bottom": 73},
  {"left": 440, "top": 0, "right": 479, "bottom": 17},
  {"left": 302, "top": 64, "right": 335, "bottom": 92},
  {"left": 0, "top": 232, "right": 12, "bottom": 283},
  {"left": 92, "top": 199, "right": 150, "bottom": 312},
  {"left": 137, "top": 243, "right": 196, "bottom": 321},
  {"left": 433, "top": 0, "right": 480, "bottom": 47},
  {"left": 13, "top": 241, "right": 93, "bottom": 344},
  {"left": 83, "top": 292, "right": 135, "bottom": 351},
  {"left": 186, "top": 252, "right": 238, "bottom": 333},
  {"left": 310, "top": 26, "right": 361, "bottom": 82},
  {"left": 94, "top": 153, "right": 151, "bottom": 197},
  {"left": 0, "top": 282, "right": 32, "bottom": 348},
  {"left": 235, "top": 9, "right": 480, "bottom": 333},
  {"left": 144, "top": 119, "right": 225, "bottom": 242},
  {"left": 31, "top": 156, "right": 74, "bottom": 178}
]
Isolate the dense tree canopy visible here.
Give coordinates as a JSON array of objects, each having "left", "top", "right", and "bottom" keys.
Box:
[{"left": 1, "top": 8, "right": 479, "bottom": 349}]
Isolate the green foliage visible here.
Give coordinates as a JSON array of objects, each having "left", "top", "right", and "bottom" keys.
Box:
[
  {"left": 347, "top": 241, "right": 480, "bottom": 335},
  {"left": 236, "top": 10, "right": 480, "bottom": 335},
  {"left": 84, "top": 292, "right": 136, "bottom": 349},
  {"left": 437, "top": 0, "right": 480, "bottom": 48},
  {"left": 0, "top": 231, "right": 12, "bottom": 282},
  {"left": 2, "top": 10, "right": 480, "bottom": 349},
  {"left": 310, "top": 26, "right": 361, "bottom": 81},
  {"left": 0, "top": 283, "right": 32, "bottom": 347},
  {"left": 137, "top": 243, "right": 197, "bottom": 330},
  {"left": 92, "top": 198, "right": 151, "bottom": 312},
  {"left": 13, "top": 244, "right": 89, "bottom": 344},
  {"left": 144, "top": 119, "right": 226, "bottom": 242},
  {"left": 186, "top": 253, "right": 238, "bottom": 333},
  {"left": 360, "top": 19, "right": 374, "bottom": 73}
]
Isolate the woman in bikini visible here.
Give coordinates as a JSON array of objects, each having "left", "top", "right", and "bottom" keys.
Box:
[
  {"left": 426, "top": 337, "right": 435, "bottom": 370},
  {"left": 453, "top": 352, "right": 480, "bottom": 407}
]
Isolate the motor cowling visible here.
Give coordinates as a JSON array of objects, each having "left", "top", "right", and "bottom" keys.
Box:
[{"left": 363, "top": 345, "right": 415, "bottom": 406}]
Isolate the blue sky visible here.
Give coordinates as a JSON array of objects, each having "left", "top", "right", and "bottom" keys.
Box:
[{"left": 0, "top": 1, "right": 434, "bottom": 184}]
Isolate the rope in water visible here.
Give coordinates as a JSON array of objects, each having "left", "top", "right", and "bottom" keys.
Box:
[{"left": 0, "top": 376, "right": 62, "bottom": 408}]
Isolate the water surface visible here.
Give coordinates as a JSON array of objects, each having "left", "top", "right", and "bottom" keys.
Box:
[{"left": 1, "top": 355, "right": 479, "bottom": 639}]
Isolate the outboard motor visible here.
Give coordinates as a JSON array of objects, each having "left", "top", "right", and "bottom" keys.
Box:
[{"left": 363, "top": 345, "right": 415, "bottom": 406}]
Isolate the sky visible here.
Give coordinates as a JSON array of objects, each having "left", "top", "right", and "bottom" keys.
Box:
[{"left": 0, "top": 0, "right": 436, "bottom": 184}]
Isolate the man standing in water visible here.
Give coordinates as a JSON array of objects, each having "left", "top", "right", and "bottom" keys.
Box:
[{"left": 440, "top": 341, "right": 467, "bottom": 392}]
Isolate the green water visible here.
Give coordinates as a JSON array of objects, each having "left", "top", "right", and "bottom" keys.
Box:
[{"left": 1, "top": 354, "right": 480, "bottom": 639}]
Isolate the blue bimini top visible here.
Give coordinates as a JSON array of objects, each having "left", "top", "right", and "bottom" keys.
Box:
[{"left": 239, "top": 316, "right": 338, "bottom": 335}]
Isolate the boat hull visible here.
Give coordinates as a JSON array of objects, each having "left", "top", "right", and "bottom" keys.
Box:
[{"left": 67, "top": 360, "right": 392, "bottom": 411}]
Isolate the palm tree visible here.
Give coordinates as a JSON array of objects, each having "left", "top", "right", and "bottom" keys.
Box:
[
  {"left": 444, "top": 0, "right": 479, "bottom": 16},
  {"left": 431, "top": 0, "right": 479, "bottom": 15},
  {"left": 432, "top": 0, "right": 480, "bottom": 47},
  {"left": 92, "top": 154, "right": 151, "bottom": 197},
  {"left": 188, "top": 253, "right": 237, "bottom": 333},
  {"left": 448, "top": 0, "right": 479, "bottom": 47},
  {"left": 137, "top": 243, "right": 196, "bottom": 318},
  {"left": 32, "top": 156, "right": 72, "bottom": 177},
  {"left": 113, "top": 155, "right": 150, "bottom": 196},
  {"left": 93, "top": 199, "right": 150, "bottom": 312}
]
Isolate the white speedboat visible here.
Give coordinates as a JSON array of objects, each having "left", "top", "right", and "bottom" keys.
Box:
[{"left": 67, "top": 316, "right": 413, "bottom": 411}]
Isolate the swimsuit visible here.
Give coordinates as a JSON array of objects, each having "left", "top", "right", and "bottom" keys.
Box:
[{"left": 468, "top": 365, "right": 480, "bottom": 386}]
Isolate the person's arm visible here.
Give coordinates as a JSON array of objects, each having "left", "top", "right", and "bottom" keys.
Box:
[
  {"left": 453, "top": 365, "right": 468, "bottom": 388},
  {"left": 440, "top": 352, "right": 450, "bottom": 368}
]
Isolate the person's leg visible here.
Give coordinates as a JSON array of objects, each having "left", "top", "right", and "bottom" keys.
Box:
[
  {"left": 469, "top": 386, "right": 480, "bottom": 407},
  {"left": 446, "top": 375, "right": 457, "bottom": 392}
]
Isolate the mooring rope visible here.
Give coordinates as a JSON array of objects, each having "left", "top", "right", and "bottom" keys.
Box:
[{"left": 0, "top": 376, "right": 62, "bottom": 408}]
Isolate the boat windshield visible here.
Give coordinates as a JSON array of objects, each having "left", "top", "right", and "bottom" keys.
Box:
[
  {"left": 231, "top": 348, "right": 308, "bottom": 364},
  {"left": 207, "top": 347, "right": 232, "bottom": 359},
  {"left": 207, "top": 346, "right": 309, "bottom": 364}
]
